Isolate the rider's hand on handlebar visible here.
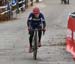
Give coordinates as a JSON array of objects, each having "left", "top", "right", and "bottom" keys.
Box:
[
  {"left": 43, "top": 28, "right": 46, "bottom": 31},
  {"left": 43, "top": 28, "right": 46, "bottom": 35},
  {"left": 28, "top": 27, "right": 31, "bottom": 31}
]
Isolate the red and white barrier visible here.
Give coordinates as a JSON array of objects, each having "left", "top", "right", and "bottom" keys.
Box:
[{"left": 66, "top": 13, "right": 75, "bottom": 58}]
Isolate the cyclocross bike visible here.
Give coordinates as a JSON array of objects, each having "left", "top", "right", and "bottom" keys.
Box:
[
  {"left": 32, "top": 28, "right": 45, "bottom": 60},
  {"left": 32, "top": 28, "right": 38, "bottom": 60}
]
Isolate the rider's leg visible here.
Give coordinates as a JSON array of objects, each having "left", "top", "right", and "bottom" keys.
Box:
[
  {"left": 29, "top": 31, "right": 34, "bottom": 52},
  {"left": 29, "top": 31, "right": 34, "bottom": 48},
  {"left": 38, "top": 30, "right": 42, "bottom": 47}
]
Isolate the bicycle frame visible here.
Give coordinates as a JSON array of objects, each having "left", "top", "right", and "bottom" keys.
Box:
[
  {"left": 33, "top": 28, "right": 38, "bottom": 60},
  {"left": 31, "top": 28, "right": 44, "bottom": 60}
]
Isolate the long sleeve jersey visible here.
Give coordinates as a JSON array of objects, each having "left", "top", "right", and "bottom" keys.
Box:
[{"left": 27, "top": 12, "right": 46, "bottom": 29}]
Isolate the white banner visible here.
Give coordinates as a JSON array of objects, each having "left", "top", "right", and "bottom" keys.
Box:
[{"left": 0, "top": 5, "right": 7, "bottom": 9}]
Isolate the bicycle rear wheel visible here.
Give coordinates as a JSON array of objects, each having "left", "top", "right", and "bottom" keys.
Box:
[{"left": 33, "top": 30, "right": 38, "bottom": 60}]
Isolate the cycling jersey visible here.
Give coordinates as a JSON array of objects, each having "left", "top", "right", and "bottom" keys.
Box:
[{"left": 27, "top": 12, "right": 46, "bottom": 29}]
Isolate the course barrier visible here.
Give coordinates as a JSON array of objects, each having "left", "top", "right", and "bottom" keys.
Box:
[{"left": 66, "top": 12, "right": 75, "bottom": 59}]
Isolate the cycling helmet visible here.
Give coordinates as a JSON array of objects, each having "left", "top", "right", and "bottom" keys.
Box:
[{"left": 33, "top": 7, "right": 40, "bottom": 15}]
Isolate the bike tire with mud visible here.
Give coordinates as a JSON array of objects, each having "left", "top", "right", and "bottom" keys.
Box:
[{"left": 33, "top": 30, "right": 38, "bottom": 60}]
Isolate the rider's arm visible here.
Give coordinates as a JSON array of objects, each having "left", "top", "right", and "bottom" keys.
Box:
[
  {"left": 27, "top": 13, "right": 33, "bottom": 27},
  {"left": 40, "top": 13, "right": 46, "bottom": 29}
]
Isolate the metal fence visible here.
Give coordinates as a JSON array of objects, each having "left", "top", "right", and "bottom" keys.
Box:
[{"left": 0, "top": 0, "right": 39, "bottom": 21}]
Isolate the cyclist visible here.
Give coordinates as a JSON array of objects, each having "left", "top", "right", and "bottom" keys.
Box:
[{"left": 27, "top": 7, "right": 46, "bottom": 53}]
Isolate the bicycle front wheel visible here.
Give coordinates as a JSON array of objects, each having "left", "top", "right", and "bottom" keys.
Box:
[{"left": 33, "top": 30, "right": 38, "bottom": 60}]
